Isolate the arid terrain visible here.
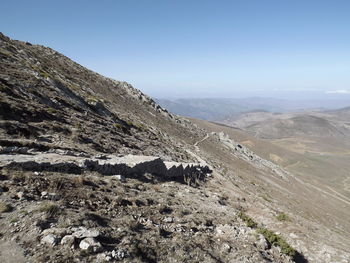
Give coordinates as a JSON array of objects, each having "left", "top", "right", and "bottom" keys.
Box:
[
  {"left": 220, "top": 108, "right": 350, "bottom": 199},
  {"left": 1, "top": 33, "right": 350, "bottom": 263}
]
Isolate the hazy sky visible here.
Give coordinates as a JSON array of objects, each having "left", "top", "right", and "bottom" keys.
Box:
[{"left": 2, "top": 0, "right": 350, "bottom": 99}]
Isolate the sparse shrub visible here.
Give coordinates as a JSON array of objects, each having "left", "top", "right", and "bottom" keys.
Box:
[
  {"left": 257, "top": 227, "right": 296, "bottom": 257},
  {"left": 261, "top": 194, "right": 272, "bottom": 203},
  {"left": 238, "top": 211, "right": 258, "bottom": 228},
  {"left": 40, "top": 71, "right": 50, "bottom": 79},
  {"left": 47, "top": 107, "right": 57, "bottom": 114},
  {"left": 86, "top": 96, "right": 99, "bottom": 103},
  {"left": 10, "top": 218, "right": 19, "bottom": 224},
  {"left": 72, "top": 175, "right": 84, "bottom": 185},
  {"left": 135, "top": 123, "right": 148, "bottom": 131},
  {"left": 126, "top": 120, "right": 133, "bottom": 126},
  {"left": 0, "top": 202, "right": 12, "bottom": 213},
  {"left": 11, "top": 172, "right": 26, "bottom": 182},
  {"left": 276, "top": 212, "right": 289, "bottom": 221},
  {"left": 38, "top": 202, "right": 59, "bottom": 217},
  {"left": 19, "top": 210, "right": 29, "bottom": 215},
  {"left": 0, "top": 48, "right": 11, "bottom": 56},
  {"left": 113, "top": 123, "right": 122, "bottom": 129}
]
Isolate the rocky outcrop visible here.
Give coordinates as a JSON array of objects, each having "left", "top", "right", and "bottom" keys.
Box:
[
  {"left": 0, "top": 153, "right": 211, "bottom": 183},
  {"left": 213, "top": 132, "right": 291, "bottom": 179}
]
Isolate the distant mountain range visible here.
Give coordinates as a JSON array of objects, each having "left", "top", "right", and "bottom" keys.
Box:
[{"left": 156, "top": 97, "right": 350, "bottom": 121}]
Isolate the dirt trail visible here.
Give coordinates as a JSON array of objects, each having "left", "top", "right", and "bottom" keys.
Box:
[{"left": 193, "top": 133, "right": 209, "bottom": 150}]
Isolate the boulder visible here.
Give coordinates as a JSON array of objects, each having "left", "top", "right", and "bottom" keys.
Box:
[
  {"left": 41, "top": 234, "right": 59, "bottom": 246},
  {"left": 255, "top": 234, "right": 269, "bottom": 250},
  {"left": 61, "top": 235, "right": 76, "bottom": 247},
  {"left": 72, "top": 227, "right": 100, "bottom": 239},
  {"left": 79, "top": 237, "right": 102, "bottom": 252}
]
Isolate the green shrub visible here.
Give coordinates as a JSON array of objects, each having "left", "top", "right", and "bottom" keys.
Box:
[
  {"left": 238, "top": 211, "right": 258, "bottom": 228},
  {"left": 113, "top": 123, "right": 122, "bottom": 129},
  {"left": 126, "top": 120, "right": 133, "bottom": 126},
  {"left": 257, "top": 227, "right": 296, "bottom": 257},
  {"left": 40, "top": 71, "right": 50, "bottom": 79},
  {"left": 47, "top": 107, "right": 57, "bottom": 114},
  {"left": 86, "top": 96, "right": 99, "bottom": 103},
  {"left": 261, "top": 194, "right": 272, "bottom": 203},
  {"left": 10, "top": 218, "right": 18, "bottom": 223},
  {"left": 276, "top": 212, "right": 289, "bottom": 221}
]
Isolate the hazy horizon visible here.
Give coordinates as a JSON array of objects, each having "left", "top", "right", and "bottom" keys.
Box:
[{"left": 2, "top": 0, "right": 350, "bottom": 101}]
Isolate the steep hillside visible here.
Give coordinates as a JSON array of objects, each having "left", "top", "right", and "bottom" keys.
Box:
[{"left": 0, "top": 33, "right": 349, "bottom": 263}]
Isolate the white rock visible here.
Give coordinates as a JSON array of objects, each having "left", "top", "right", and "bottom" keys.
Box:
[
  {"left": 221, "top": 242, "right": 231, "bottom": 252},
  {"left": 110, "top": 174, "right": 125, "bottom": 181},
  {"left": 17, "top": 191, "right": 27, "bottom": 200},
  {"left": 163, "top": 217, "right": 173, "bottom": 223},
  {"left": 72, "top": 227, "right": 100, "bottom": 238},
  {"left": 61, "top": 235, "right": 75, "bottom": 246},
  {"left": 41, "top": 234, "right": 59, "bottom": 246},
  {"left": 289, "top": 233, "right": 298, "bottom": 239},
  {"left": 112, "top": 249, "right": 126, "bottom": 259},
  {"left": 79, "top": 237, "right": 102, "bottom": 252},
  {"left": 255, "top": 234, "right": 268, "bottom": 250}
]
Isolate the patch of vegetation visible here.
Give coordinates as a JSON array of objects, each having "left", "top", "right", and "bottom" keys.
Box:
[
  {"left": 238, "top": 211, "right": 258, "bottom": 228},
  {"left": 0, "top": 202, "right": 12, "bottom": 213},
  {"left": 238, "top": 211, "right": 301, "bottom": 259},
  {"left": 134, "top": 123, "right": 148, "bottom": 131},
  {"left": 67, "top": 83, "right": 79, "bottom": 92},
  {"left": 19, "top": 210, "right": 29, "bottom": 215},
  {"left": 276, "top": 212, "right": 289, "bottom": 221},
  {"left": 126, "top": 120, "right": 134, "bottom": 126},
  {"left": 40, "top": 71, "right": 50, "bottom": 79},
  {"left": 261, "top": 194, "right": 272, "bottom": 203},
  {"left": 38, "top": 202, "right": 60, "bottom": 217},
  {"left": 86, "top": 96, "right": 99, "bottom": 104},
  {"left": 27, "top": 87, "right": 34, "bottom": 93},
  {"left": 10, "top": 218, "right": 19, "bottom": 224},
  {"left": 113, "top": 123, "right": 123, "bottom": 129},
  {"left": 257, "top": 227, "right": 296, "bottom": 257},
  {"left": 11, "top": 172, "right": 26, "bottom": 182},
  {"left": 47, "top": 107, "right": 57, "bottom": 114},
  {"left": 0, "top": 48, "right": 11, "bottom": 56},
  {"left": 0, "top": 83, "right": 8, "bottom": 92}
]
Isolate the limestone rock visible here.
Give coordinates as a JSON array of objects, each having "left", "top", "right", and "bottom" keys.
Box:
[
  {"left": 72, "top": 227, "right": 100, "bottom": 239},
  {"left": 41, "top": 234, "right": 59, "bottom": 246},
  {"left": 255, "top": 234, "right": 269, "bottom": 250},
  {"left": 79, "top": 237, "right": 102, "bottom": 252},
  {"left": 61, "top": 235, "right": 76, "bottom": 247}
]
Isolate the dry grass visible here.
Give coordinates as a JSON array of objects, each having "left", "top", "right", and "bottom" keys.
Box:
[
  {"left": 38, "top": 202, "right": 60, "bottom": 217},
  {"left": 0, "top": 202, "right": 12, "bottom": 213}
]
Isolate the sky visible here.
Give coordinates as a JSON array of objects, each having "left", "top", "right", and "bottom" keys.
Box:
[{"left": 1, "top": 0, "right": 350, "bottom": 99}]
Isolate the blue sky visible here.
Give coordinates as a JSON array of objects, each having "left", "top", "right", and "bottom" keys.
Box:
[{"left": 2, "top": 0, "right": 350, "bottom": 99}]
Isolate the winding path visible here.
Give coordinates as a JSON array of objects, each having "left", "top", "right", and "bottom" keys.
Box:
[{"left": 194, "top": 134, "right": 209, "bottom": 151}]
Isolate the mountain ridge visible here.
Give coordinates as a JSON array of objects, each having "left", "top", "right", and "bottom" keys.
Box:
[{"left": 0, "top": 33, "right": 349, "bottom": 263}]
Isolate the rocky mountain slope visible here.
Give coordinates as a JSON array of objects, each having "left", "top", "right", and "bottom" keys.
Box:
[{"left": 0, "top": 33, "right": 349, "bottom": 263}]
